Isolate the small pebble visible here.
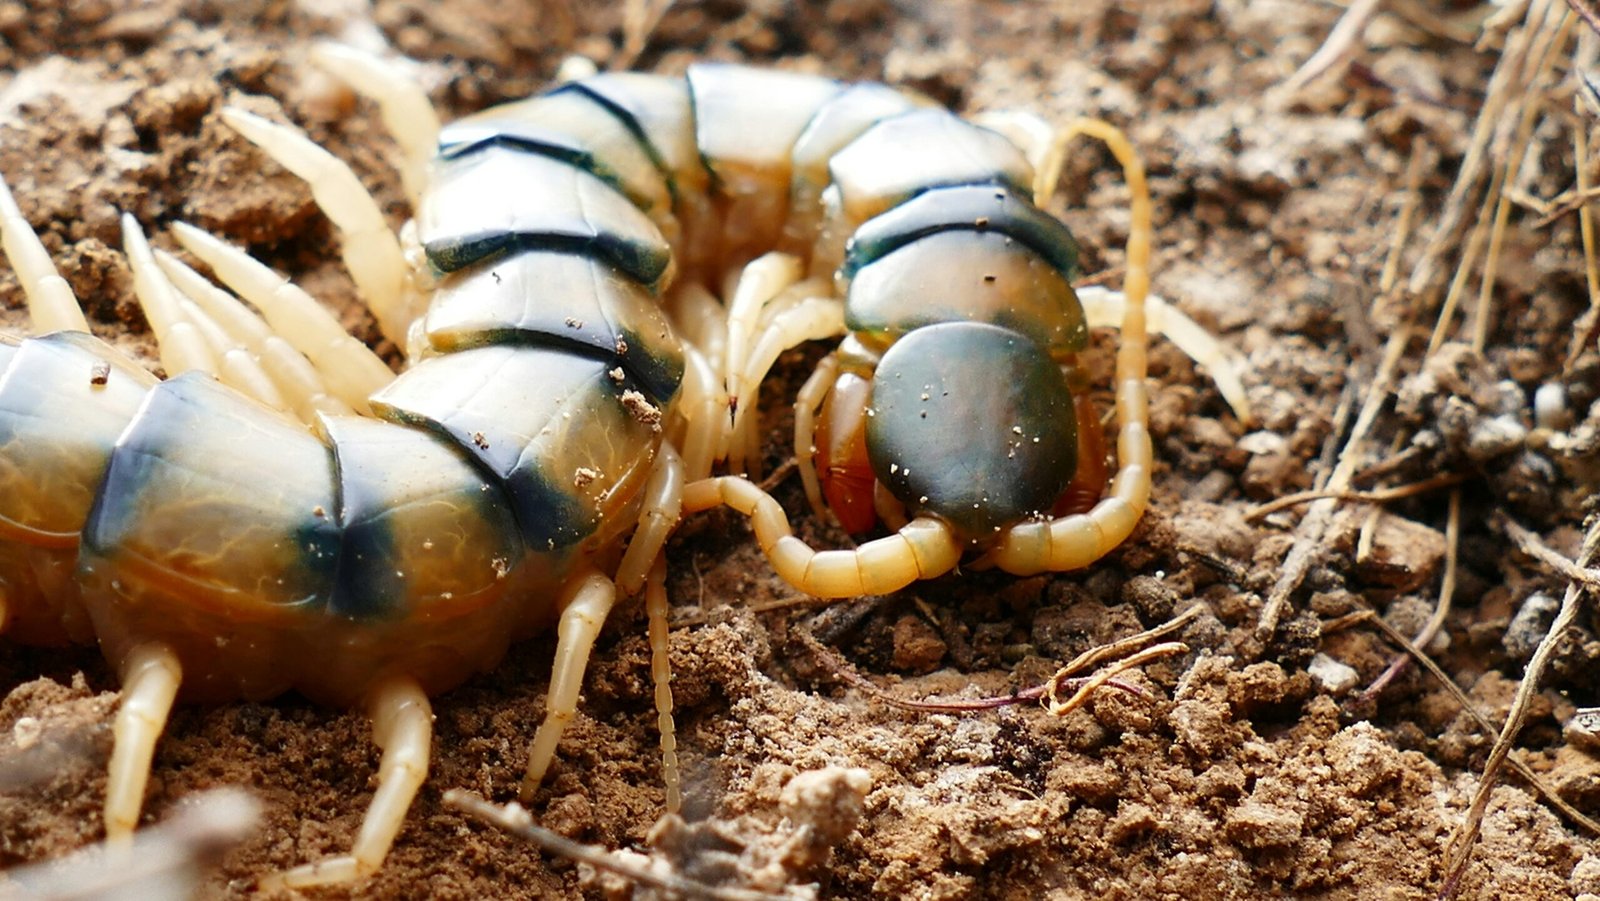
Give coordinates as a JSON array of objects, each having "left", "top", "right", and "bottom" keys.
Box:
[
  {"left": 1504, "top": 592, "right": 1559, "bottom": 662},
  {"left": 12, "top": 716, "right": 42, "bottom": 750},
  {"left": 1535, "top": 382, "right": 1570, "bottom": 431},
  {"left": 1467, "top": 414, "right": 1527, "bottom": 463},
  {"left": 1567, "top": 708, "right": 1600, "bottom": 755},
  {"left": 1308, "top": 653, "right": 1358, "bottom": 694}
]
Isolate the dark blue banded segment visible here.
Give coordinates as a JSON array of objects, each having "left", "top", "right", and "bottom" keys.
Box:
[
  {"left": 845, "top": 230, "right": 1087, "bottom": 354},
  {"left": 419, "top": 148, "right": 671, "bottom": 286},
  {"left": 551, "top": 79, "right": 682, "bottom": 200},
  {"left": 83, "top": 373, "right": 339, "bottom": 612},
  {"left": 840, "top": 184, "right": 1080, "bottom": 282},
  {"left": 785, "top": 83, "right": 926, "bottom": 246},
  {"left": 437, "top": 89, "right": 672, "bottom": 221},
  {"left": 422, "top": 250, "right": 685, "bottom": 405},
  {"left": 825, "top": 109, "right": 1034, "bottom": 227},
  {"left": 323, "top": 415, "right": 524, "bottom": 621},
  {"left": 0, "top": 332, "right": 158, "bottom": 544},
  {"left": 371, "top": 344, "right": 662, "bottom": 553},
  {"left": 560, "top": 72, "right": 721, "bottom": 269}
]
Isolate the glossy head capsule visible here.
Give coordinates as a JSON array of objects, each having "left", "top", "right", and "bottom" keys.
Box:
[{"left": 867, "top": 321, "right": 1078, "bottom": 536}]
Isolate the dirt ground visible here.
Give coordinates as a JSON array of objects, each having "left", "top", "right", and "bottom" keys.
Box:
[{"left": 1, "top": 0, "right": 1599, "bottom": 898}]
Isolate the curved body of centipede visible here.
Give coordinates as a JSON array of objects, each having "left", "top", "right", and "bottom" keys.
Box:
[{"left": 0, "top": 46, "right": 1247, "bottom": 886}]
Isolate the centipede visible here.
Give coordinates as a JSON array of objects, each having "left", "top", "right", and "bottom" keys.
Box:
[{"left": 0, "top": 45, "right": 1247, "bottom": 886}]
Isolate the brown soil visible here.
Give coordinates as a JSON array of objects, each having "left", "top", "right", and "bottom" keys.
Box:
[{"left": 2, "top": 1, "right": 1598, "bottom": 899}]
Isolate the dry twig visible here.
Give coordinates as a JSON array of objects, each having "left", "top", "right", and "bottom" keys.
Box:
[
  {"left": 1438, "top": 515, "right": 1600, "bottom": 897},
  {"left": 1245, "top": 472, "right": 1469, "bottom": 522},
  {"left": 444, "top": 791, "right": 800, "bottom": 901}
]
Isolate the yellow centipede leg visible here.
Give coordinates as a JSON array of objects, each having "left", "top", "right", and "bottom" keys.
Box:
[
  {"left": 309, "top": 42, "right": 442, "bottom": 207},
  {"left": 614, "top": 444, "right": 685, "bottom": 597},
  {"left": 219, "top": 107, "right": 410, "bottom": 343},
  {"left": 728, "top": 296, "right": 845, "bottom": 475},
  {"left": 794, "top": 353, "right": 841, "bottom": 525},
  {"left": 105, "top": 643, "right": 183, "bottom": 845},
  {"left": 676, "top": 347, "right": 721, "bottom": 482},
  {"left": 152, "top": 249, "right": 354, "bottom": 423},
  {"left": 0, "top": 168, "right": 86, "bottom": 335},
  {"left": 521, "top": 572, "right": 618, "bottom": 802},
  {"left": 262, "top": 675, "right": 432, "bottom": 889}
]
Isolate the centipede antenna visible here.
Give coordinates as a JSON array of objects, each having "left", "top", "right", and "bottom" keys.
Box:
[
  {"left": 106, "top": 643, "right": 183, "bottom": 845},
  {"left": 0, "top": 170, "right": 88, "bottom": 335},
  {"left": 263, "top": 676, "right": 432, "bottom": 889},
  {"left": 643, "top": 555, "right": 681, "bottom": 814},
  {"left": 1078, "top": 285, "right": 1252, "bottom": 424},
  {"left": 219, "top": 107, "right": 411, "bottom": 343},
  {"left": 170, "top": 220, "right": 392, "bottom": 414},
  {"left": 154, "top": 249, "right": 354, "bottom": 421},
  {"left": 309, "top": 42, "right": 442, "bottom": 207},
  {"left": 120, "top": 214, "right": 220, "bottom": 379}
]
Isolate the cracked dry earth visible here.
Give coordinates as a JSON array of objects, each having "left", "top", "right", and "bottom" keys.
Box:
[{"left": 2, "top": 1, "right": 1600, "bottom": 899}]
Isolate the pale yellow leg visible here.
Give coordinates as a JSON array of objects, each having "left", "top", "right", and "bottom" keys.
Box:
[
  {"left": 120, "top": 214, "right": 218, "bottom": 379},
  {"left": 643, "top": 555, "right": 681, "bottom": 814},
  {"left": 794, "top": 354, "right": 841, "bottom": 525},
  {"left": 727, "top": 297, "right": 846, "bottom": 476},
  {"left": 309, "top": 42, "right": 441, "bottom": 206},
  {"left": 175, "top": 296, "right": 291, "bottom": 413},
  {"left": 665, "top": 281, "right": 728, "bottom": 377},
  {"left": 261, "top": 675, "right": 432, "bottom": 889},
  {"left": 992, "top": 120, "right": 1156, "bottom": 576},
  {"left": 1078, "top": 285, "right": 1251, "bottom": 424},
  {"left": 520, "top": 447, "right": 685, "bottom": 802},
  {"left": 676, "top": 347, "right": 721, "bottom": 482},
  {"left": 219, "top": 108, "right": 411, "bottom": 343},
  {"left": 682, "top": 477, "right": 961, "bottom": 598},
  {"left": 154, "top": 249, "right": 351, "bottom": 421},
  {"left": 520, "top": 572, "right": 618, "bottom": 801},
  {"left": 0, "top": 168, "right": 86, "bottom": 334},
  {"left": 170, "top": 221, "right": 392, "bottom": 413},
  {"left": 106, "top": 643, "right": 183, "bottom": 844},
  {"left": 613, "top": 444, "right": 685, "bottom": 596},
  {"left": 719, "top": 257, "right": 804, "bottom": 474},
  {"left": 723, "top": 252, "right": 805, "bottom": 424}
]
